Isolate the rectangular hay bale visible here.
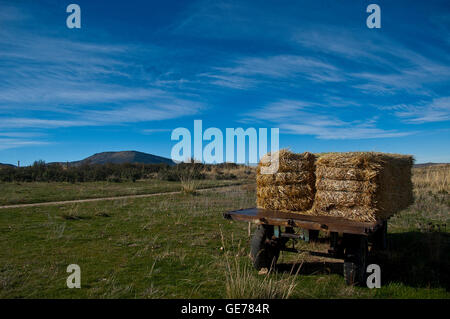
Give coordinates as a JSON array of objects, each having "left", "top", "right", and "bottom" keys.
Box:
[
  {"left": 316, "top": 179, "right": 378, "bottom": 193},
  {"left": 256, "top": 172, "right": 315, "bottom": 187},
  {"left": 257, "top": 196, "right": 313, "bottom": 211},
  {"left": 256, "top": 150, "right": 316, "bottom": 212},
  {"left": 313, "top": 152, "right": 414, "bottom": 222},
  {"left": 257, "top": 185, "right": 315, "bottom": 200},
  {"left": 258, "top": 149, "right": 316, "bottom": 173},
  {"left": 315, "top": 166, "right": 376, "bottom": 181}
]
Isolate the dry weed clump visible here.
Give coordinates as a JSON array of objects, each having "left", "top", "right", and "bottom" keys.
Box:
[{"left": 220, "top": 230, "right": 298, "bottom": 299}]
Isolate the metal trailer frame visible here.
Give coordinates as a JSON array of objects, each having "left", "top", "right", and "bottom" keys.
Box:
[{"left": 223, "top": 207, "right": 388, "bottom": 286}]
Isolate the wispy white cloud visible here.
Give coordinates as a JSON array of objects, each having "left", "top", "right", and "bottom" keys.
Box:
[
  {"left": 0, "top": 132, "right": 46, "bottom": 138},
  {"left": 0, "top": 3, "right": 29, "bottom": 25},
  {"left": 218, "top": 55, "right": 337, "bottom": 77},
  {"left": 1, "top": 98, "right": 201, "bottom": 129},
  {"left": 0, "top": 21, "right": 203, "bottom": 128},
  {"left": 392, "top": 97, "right": 450, "bottom": 124},
  {"left": 141, "top": 129, "right": 171, "bottom": 134},
  {"left": 198, "top": 73, "right": 257, "bottom": 90},
  {"left": 204, "top": 55, "right": 343, "bottom": 89},
  {"left": 201, "top": 22, "right": 449, "bottom": 98},
  {"left": 170, "top": 0, "right": 290, "bottom": 40},
  {"left": 0, "top": 118, "right": 91, "bottom": 129},
  {"left": 281, "top": 124, "right": 414, "bottom": 140},
  {"left": 293, "top": 28, "right": 386, "bottom": 64},
  {"left": 0, "top": 86, "right": 166, "bottom": 104},
  {"left": 294, "top": 26, "right": 450, "bottom": 94},
  {"left": 82, "top": 101, "right": 201, "bottom": 125},
  {"left": 0, "top": 138, "right": 49, "bottom": 151},
  {"left": 243, "top": 99, "right": 416, "bottom": 140},
  {"left": 0, "top": 131, "right": 49, "bottom": 151}
]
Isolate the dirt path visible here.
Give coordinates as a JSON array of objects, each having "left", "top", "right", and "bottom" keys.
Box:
[{"left": 0, "top": 184, "right": 246, "bottom": 210}]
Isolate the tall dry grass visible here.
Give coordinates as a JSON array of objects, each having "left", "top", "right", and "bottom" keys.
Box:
[
  {"left": 224, "top": 257, "right": 299, "bottom": 299},
  {"left": 390, "top": 164, "right": 449, "bottom": 231},
  {"left": 220, "top": 229, "right": 299, "bottom": 299},
  {"left": 412, "top": 164, "right": 449, "bottom": 194},
  {"left": 180, "top": 177, "right": 198, "bottom": 194},
  {"left": 178, "top": 162, "right": 200, "bottom": 194}
]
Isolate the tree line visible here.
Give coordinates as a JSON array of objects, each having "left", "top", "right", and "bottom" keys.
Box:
[{"left": 0, "top": 161, "right": 243, "bottom": 183}]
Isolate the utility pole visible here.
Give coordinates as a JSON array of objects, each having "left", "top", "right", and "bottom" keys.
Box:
[{"left": 17, "top": 160, "right": 20, "bottom": 168}]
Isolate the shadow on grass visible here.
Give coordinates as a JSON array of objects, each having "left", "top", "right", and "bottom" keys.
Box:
[
  {"left": 276, "top": 260, "right": 342, "bottom": 276},
  {"left": 276, "top": 231, "right": 449, "bottom": 290},
  {"left": 376, "top": 231, "right": 449, "bottom": 290}
]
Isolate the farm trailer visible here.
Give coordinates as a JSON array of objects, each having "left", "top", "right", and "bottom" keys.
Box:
[{"left": 223, "top": 208, "right": 387, "bottom": 286}]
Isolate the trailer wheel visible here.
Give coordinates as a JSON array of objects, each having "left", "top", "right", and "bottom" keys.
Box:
[
  {"left": 309, "top": 230, "right": 320, "bottom": 242},
  {"left": 250, "top": 225, "right": 280, "bottom": 270},
  {"left": 343, "top": 235, "right": 368, "bottom": 286},
  {"left": 373, "top": 220, "right": 388, "bottom": 251}
]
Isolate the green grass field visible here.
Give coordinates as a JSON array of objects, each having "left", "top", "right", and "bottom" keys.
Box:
[
  {"left": 0, "top": 168, "right": 448, "bottom": 298},
  {"left": 0, "top": 179, "right": 244, "bottom": 206}
]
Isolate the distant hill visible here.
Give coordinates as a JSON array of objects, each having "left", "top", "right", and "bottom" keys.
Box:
[
  {"left": 414, "top": 162, "right": 449, "bottom": 168},
  {"left": 0, "top": 163, "right": 15, "bottom": 168},
  {"left": 69, "top": 151, "right": 175, "bottom": 166}
]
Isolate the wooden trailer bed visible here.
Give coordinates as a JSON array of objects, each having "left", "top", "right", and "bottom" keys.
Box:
[{"left": 223, "top": 207, "right": 383, "bottom": 236}]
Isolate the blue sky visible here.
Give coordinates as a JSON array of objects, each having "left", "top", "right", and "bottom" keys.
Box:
[{"left": 0, "top": 0, "right": 449, "bottom": 165}]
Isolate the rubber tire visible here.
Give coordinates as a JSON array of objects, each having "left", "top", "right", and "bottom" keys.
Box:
[
  {"left": 309, "top": 230, "right": 320, "bottom": 242},
  {"left": 250, "top": 225, "right": 280, "bottom": 270},
  {"left": 373, "top": 221, "right": 388, "bottom": 251},
  {"left": 343, "top": 236, "right": 368, "bottom": 286}
]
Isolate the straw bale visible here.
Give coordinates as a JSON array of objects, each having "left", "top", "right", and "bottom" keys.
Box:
[
  {"left": 257, "top": 185, "right": 314, "bottom": 199},
  {"left": 316, "top": 166, "right": 377, "bottom": 181},
  {"left": 256, "top": 172, "right": 315, "bottom": 187},
  {"left": 316, "top": 152, "right": 413, "bottom": 169},
  {"left": 257, "top": 196, "right": 313, "bottom": 211},
  {"left": 312, "top": 152, "right": 414, "bottom": 221},
  {"left": 314, "top": 190, "right": 374, "bottom": 208},
  {"left": 316, "top": 179, "right": 378, "bottom": 193},
  {"left": 311, "top": 207, "right": 378, "bottom": 222},
  {"left": 256, "top": 150, "right": 316, "bottom": 211},
  {"left": 256, "top": 151, "right": 413, "bottom": 222},
  {"left": 258, "top": 149, "right": 315, "bottom": 173}
]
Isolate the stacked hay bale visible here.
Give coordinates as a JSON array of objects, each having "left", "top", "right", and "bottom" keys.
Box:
[
  {"left": 256, "top": 150, "right": 316, "bottom": 211},
  {"left": 312, "top": 152, "right": 414, "bottom": 222}
]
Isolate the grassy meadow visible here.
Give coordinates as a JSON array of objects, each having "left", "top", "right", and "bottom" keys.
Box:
[
  {"left": 0, "top": 165, "right": 448, "bottom": 298},
  {"left": 0, "top": 179, "right": 245, "bottom": 206}
]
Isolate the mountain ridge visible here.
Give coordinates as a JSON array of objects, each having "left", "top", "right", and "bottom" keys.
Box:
[
  {"left": 0, "top": 163, "right": 16, "bottom": 168},
  {"left": 67, "top": 151, "right": 175, "bottom": 166}
]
